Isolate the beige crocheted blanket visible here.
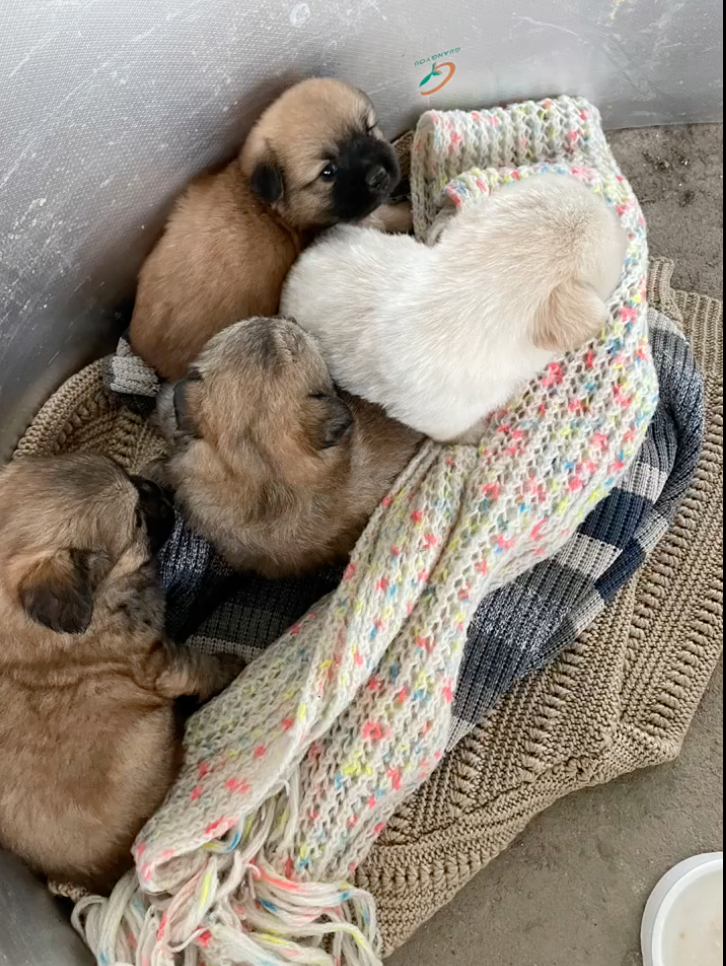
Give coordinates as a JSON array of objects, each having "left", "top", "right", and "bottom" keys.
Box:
[
  {"left": 14, "top": 261, "right": 722, "bottom": 960},
  {"left": 358, "top": 260, "right": 724, "bottom": 955}
]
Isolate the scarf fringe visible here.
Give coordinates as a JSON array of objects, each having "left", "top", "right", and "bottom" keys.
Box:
[{"left": 73, "top": 779, "right": 382, "bottom": 966}]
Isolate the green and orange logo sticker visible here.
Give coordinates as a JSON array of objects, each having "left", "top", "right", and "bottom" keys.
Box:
[
  {"left": 419, "top": 60, "right": 457, "bottom": 96},
  {"left": 416, "top": 47, "right": 461, "bottom": 96}
]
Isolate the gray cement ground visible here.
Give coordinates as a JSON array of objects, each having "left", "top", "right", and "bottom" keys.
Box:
[{"left": 389, "top": 125, "right": 723, "bottom": 966}]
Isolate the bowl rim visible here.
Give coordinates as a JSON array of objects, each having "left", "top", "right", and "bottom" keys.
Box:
[{"left": 641, "top": 852, "right": 723, "bottom": 966}]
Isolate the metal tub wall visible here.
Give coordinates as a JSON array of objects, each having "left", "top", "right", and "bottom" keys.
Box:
[
  {"left": 0, "top": 0, "right": 722, "bottom": 459},
  {"left": 0, "top": 850, "right": 94, "bottom": 966}
]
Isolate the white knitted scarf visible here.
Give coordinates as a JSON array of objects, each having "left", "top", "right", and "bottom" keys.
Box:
[{"left": 74, "top": 96, "right": 658, "bottom": 966}]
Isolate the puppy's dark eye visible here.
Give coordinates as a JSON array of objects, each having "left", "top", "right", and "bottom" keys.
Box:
[{"left": 320, "top": 163, "right": 338, "bottom": 182}]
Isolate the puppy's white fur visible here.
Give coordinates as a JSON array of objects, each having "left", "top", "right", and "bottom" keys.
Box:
[{"left": 281, "top": 174, "right": 628, "bottom": 442}]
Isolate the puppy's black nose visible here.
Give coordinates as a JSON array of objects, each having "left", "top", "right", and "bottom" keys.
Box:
[{"left": 366, "top": 165, "right": 390, "bottom": 191}]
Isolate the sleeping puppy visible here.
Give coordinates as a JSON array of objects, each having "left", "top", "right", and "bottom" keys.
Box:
[
  {"left": 130, "top": 77, "right": 408, "bottom": 381},
  {"left": 282, "top": 174, "right": 629, "bottom": 443},
  {"left": 155, "top": 317, "right": 423, "bottom": 578},
  {"left": 0, "top": 455, "right": 238, "bottom": 893}
]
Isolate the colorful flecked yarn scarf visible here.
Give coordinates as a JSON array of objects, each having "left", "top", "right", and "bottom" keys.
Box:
[{"left": 74, "top": 96, "right": 658, "bottom": 966}]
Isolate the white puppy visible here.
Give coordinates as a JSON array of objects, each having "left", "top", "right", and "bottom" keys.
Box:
[{"left": 281, "top": 174, "right": 628, "bottom": 443}]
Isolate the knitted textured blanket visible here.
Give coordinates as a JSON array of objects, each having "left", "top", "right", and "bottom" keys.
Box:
[
  {"left": 74, "top": 97, "right": 658, "bottom": 966},
  {"left": 361, "top": 264, "right": 720, "bottom": 954},
  {"left": 17, "top": 267, "right": 707, "bottom": 957},
  {"left": 162, "top": 297, "right": 702, "bottom": 752}
]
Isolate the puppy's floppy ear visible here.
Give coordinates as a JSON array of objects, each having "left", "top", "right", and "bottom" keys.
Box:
[
  {"left": 18, "top": 549, "right": 102, "bottom": 635},
  {"left": 249, "top": 150, "right": 284, "bottom": 206},
  {"left": 533, "top": 281, "right": 609, "bottom": 354},
  {"left": 319, "top": 396, "right": 354, "bottom": 450}
]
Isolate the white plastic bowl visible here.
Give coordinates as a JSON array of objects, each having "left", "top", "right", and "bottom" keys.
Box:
[{"left": 642, "top": 853, "right": 723, "bottom": 966}]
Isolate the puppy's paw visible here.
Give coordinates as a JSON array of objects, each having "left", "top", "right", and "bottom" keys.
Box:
[
  {"left": 213, "top": 653, "right": 246, "bottom": 691},
  {"left": 364, "top": 201, "right": 413, "bottom": 234},
  {"left": 156, "top": 645, "right": 244, "bottom": 702},
  {"left": 194, "top": 652, "right": 246, "bottom": 702}
]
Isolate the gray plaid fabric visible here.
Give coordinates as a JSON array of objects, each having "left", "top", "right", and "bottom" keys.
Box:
[
  {"left": 109, "top": 308, "right": 704, "bottom": 744},
  {"left": 447, "top": 308, "right": 703, "bottom": 742}
]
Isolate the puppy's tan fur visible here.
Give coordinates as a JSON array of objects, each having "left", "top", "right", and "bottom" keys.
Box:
[
  {"left": 130, "top": 78, "right": 408, "bottom": 380},
  {"left": 0, "top": 455, "right": 237, "bottom": 893},
  {"left": 156, "top": 318, "right": 423, "bottom": 578}
]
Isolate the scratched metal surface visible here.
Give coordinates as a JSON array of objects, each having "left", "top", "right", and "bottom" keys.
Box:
[
  {"left": 0, "top": 850, "right": 94, "bottom": 965},
  {"left": 0, "top": 0, "right": 723, "bottom": 460}
]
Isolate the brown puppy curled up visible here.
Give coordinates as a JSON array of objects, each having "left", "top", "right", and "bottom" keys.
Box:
[
  {"left": 155, "top": 317, "right": 423, "bottom": 578},
  {"left": 130, "top": 78, "right": 409, "bottom": 381},
  {"left": 0, "top": 455, "right": 239, "bottom": 893}
]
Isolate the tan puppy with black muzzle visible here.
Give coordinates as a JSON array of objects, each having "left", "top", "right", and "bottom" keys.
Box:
[
  {"left": 130, "top": 78, "right": 410, "bottom": 381},
  {"left": 155, "top": 317, "right": 423, "bottom": 578},
  {"left": 0, "top": 455, "right": 239, "bottom": 893}
]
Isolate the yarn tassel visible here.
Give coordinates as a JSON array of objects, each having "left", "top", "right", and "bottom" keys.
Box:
[
  {"left": 74, "top": 780, "right": 383, "bottom": 966},
  {"left": 75, "top": 857, "right": 382, "bottom": 966}
]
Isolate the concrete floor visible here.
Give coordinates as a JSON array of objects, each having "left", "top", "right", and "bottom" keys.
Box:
[{"left": 389, "top": 124, "right": 723, "bottom": 966}]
